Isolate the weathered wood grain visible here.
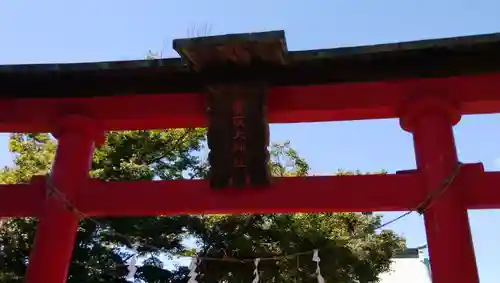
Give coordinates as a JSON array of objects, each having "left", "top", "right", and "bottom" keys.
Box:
[{"left": 174, "top": 32, "right": 283, "bottom": 189}]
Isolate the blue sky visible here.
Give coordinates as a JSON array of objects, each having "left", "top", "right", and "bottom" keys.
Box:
[{"left": 1, "top": 0, "right": 500, "bottom": 282}]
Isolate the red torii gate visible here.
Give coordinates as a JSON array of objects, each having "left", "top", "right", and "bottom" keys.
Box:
[{"left": 1, "top": 31, "right": 500, "bottom": 283}]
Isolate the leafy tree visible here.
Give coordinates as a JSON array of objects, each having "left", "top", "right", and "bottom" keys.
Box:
[
  {"left": 0, "top": 130, "right": 205, "bottom": 283},
  {"left": 0, "top": 132, "right": 404, "bottom": 283},
  {"left": 185, "top": 143, "right": 404, "bottom": 283}
]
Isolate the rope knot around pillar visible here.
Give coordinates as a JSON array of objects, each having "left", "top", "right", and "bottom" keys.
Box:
[
  {"left": 51, "top": 114, "right": 105, "bottom": 145},
  {"left": 398, "top": 96, "right": 461, "bottom": 133}
]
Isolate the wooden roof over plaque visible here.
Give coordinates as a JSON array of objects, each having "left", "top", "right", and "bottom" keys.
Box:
[{"left": 173, "top": 31, "right": 288, "bottom": 189}]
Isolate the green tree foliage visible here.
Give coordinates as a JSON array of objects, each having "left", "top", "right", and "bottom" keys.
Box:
[{"left": 0, "top": 131, "right": 404, "bottom": 283}]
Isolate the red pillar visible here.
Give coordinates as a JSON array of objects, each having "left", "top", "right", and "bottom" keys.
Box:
[
  {"left": 25, "top": 115, "right": 104, "bottom": 283},
  {"left": 400, "top": 97, "right": 479, "bottom": 283}
]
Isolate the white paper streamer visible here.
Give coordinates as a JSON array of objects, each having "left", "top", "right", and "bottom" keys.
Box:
[
  {"left": 126, "top": 255, "right": 138, "bottom": 280},
  {"left": 312, "top": 249, "right": 325, "bottom": 283},
  {"left": 252, "top": 258, "right": 260, "bottom": 283},
  {"left": 188, "top": 257, "right": 199, "bottom": 283},
  {"left": 126, "top": 245, "right": 139, "bottom": 280}
]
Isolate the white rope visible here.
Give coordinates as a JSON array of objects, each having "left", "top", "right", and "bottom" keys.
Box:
[
  {"left": 312, "top": 249, "right": 325, "bottom": 283},
  {"left": 252, "top": 258, "right": 260, "bottom": 283},
  {"left": 188, "top": 257, "right": 199, "bottom": 283}
]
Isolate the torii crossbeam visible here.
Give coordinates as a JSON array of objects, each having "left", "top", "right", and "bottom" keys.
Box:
[{"left": 2, "top": 30, "right": 500, "bottom": 283}]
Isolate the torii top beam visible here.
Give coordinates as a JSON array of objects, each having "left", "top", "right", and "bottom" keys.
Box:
[{"left": 0, "top": 31, "right": 500, "bottom": 132}]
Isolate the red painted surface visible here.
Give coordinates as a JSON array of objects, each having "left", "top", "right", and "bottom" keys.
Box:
[
  {"left": 24, "top": 116, "right": 104, "bottom": 283},
  {"left": 0, "top": 72, "right": 497, "bottom": 282},
  {"left": 1, "top": 164, "right": 499, "bottom": 217},
  {"left": 0, "top": 181, "right": 45, "bottom": 217},
  {"left": 400, "top": 97, "right": 479, "bottom": 283},
  {"left": 72, "top": 167, "right": 500, "bottom": 217},
  {"left": 77, "top": 174, "right": 424, "bottom": 216},
  {"left": 0, "top": 73, "right": 500, "bottom": 132}
]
